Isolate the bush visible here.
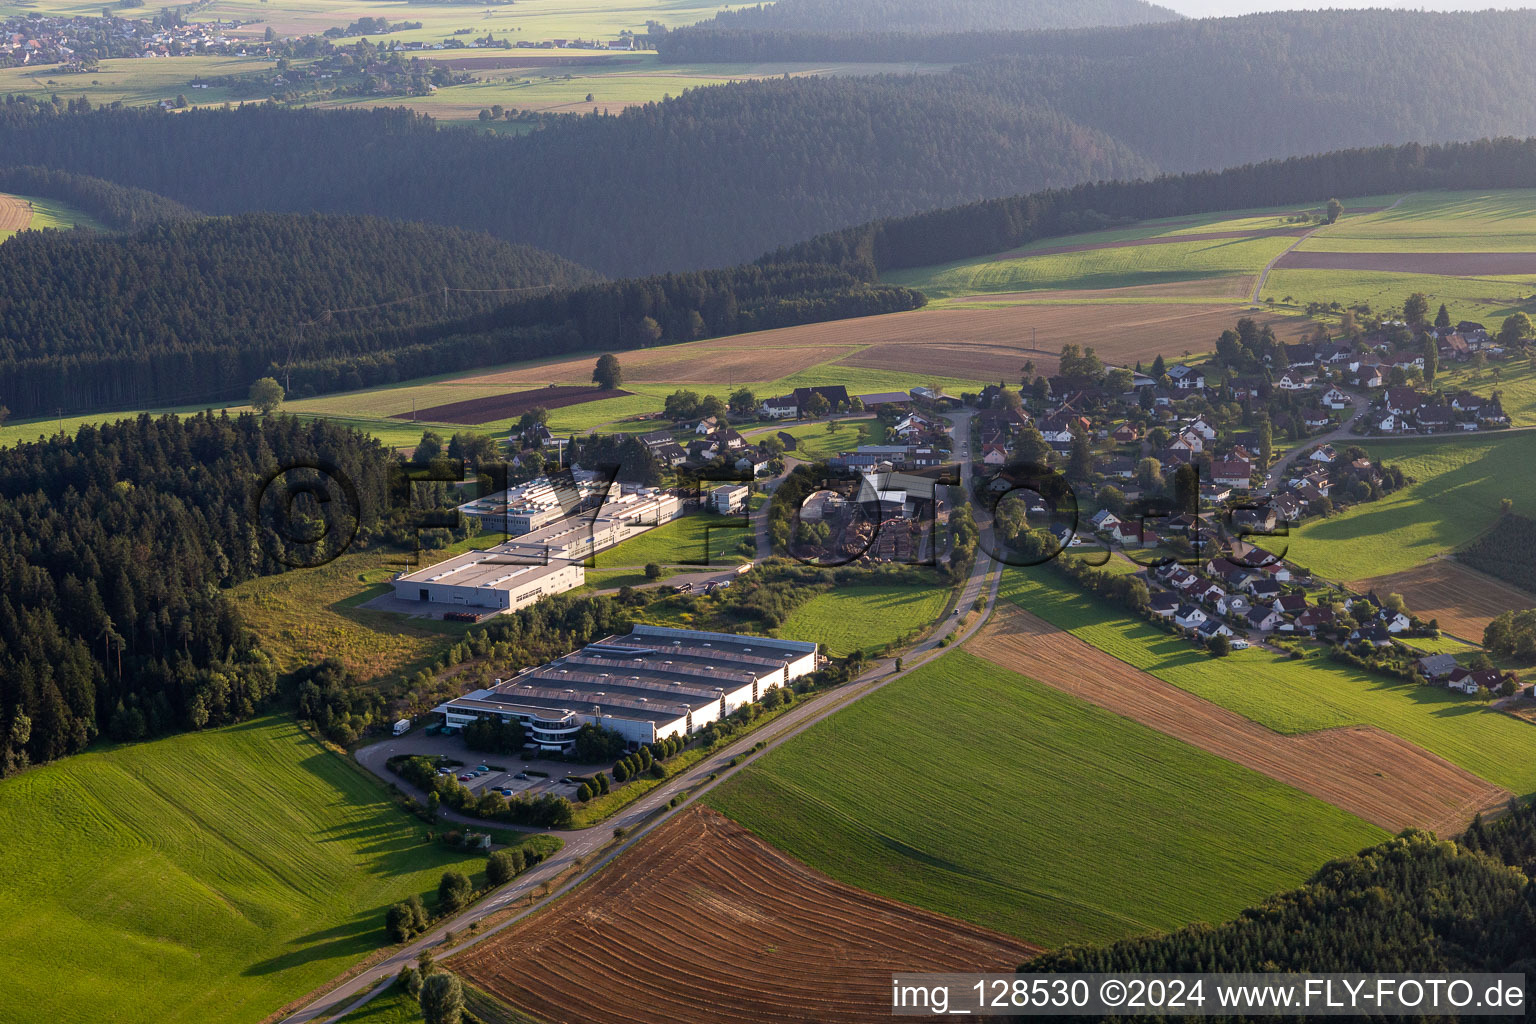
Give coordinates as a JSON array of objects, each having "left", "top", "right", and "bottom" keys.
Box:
[{"left": 486, "top": 848, "right": 522, "bottom": 886}]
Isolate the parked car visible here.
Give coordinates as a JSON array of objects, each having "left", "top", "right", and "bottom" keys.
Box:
[
  {"left": 500, "top": 788, "right": 514, "bottom": 797},
  {"left": 475, "top": 764, "right": 489, "bottom": 771},
  {"left": 458, "top": 774, "right": 473, "bottom": 781},
  {"left": 514, "top": 772, "right": 529, "bottom": 780}
]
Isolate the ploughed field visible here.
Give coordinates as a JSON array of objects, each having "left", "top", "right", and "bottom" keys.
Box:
[
  {"left": 1351, "top": 559, "right": 1535, "bottom": 645},
  {"left": 453, "top": 806, "right": 1037, "bottom": 1024},
  {"left": 971, "top": 603, "right": 1508, "bottom": 836},
  {"left": 391, "top": 384, "right": 632, "bottom": 424},
  {"left": 0, "top": 193, "right": 31, "bottom": 233}
]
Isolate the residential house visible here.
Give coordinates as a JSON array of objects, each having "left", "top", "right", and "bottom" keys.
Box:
[
  {"left": 1149, "top": 592, "right": 1181, "bottom": 617},
  {"left": 1246, "top": 607, "right": 1281, "bottom": 631},
  {"left": 1418, "top": 653, "right": 1459, "bottom": 680},
  {"left": 1110, "top": 423, "right": 1141, "bottom": 443},
  {"left": 1174, "top": 604, "right": 1208, "bottom": 630},
  {"left": 1321, "top": 387, "right": 1351, "bottom": 410},
  {"left": 1210, "top": 459, "right": 1253, "bottom": 489},
  {"left": 1309, "top": 444, "right": 1338, "bottom": 465},
  {"left": 1167, "top": 364, "right": 1205, "bottom": 390}
]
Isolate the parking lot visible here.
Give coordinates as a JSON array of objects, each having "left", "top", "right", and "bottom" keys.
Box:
[{"left": 356, "top": 729, "right": 598, "bottom": 803}]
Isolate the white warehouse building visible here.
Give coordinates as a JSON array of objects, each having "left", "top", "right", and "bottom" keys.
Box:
[
  {"left": 432, "top": 625, "right": 819, "bottom": 750},
  {"left": 393, "top": 555, "right": 585, "bottom": 612}
]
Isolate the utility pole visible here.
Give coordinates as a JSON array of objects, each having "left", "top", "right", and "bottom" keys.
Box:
[{"left": 56, "top": 407, "right": 63, "bottom": 434}]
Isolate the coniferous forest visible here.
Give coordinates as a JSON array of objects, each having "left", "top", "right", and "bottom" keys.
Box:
[{"left": 0, "top": 413, "right": 406, "bottom": 770}]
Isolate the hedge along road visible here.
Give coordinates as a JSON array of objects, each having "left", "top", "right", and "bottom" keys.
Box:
[{"left": 277, "top": 411, "right": 998, "bottom": 1024}]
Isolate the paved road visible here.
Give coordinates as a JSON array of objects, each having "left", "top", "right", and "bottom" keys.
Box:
[
  {"left": 278, "top": 411, "right": 993, "bottom": 1024},
  {"left": 1258, "top": 389, "right": 1373, "bottom": 494}
]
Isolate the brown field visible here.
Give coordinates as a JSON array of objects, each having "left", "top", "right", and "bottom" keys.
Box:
[
  {"left": 1353, "top": 558, "right": 1534, "bottom": 643},
  {"left": 455, "top": 806, "right": 1038, "bottom": 1024},
  {"left": 427, "top": 303, "right": 1308, "bottom": 396},
  {"left": 835, "top": 304, "right": 1312, "bottom": 379},
  {"left": 1276, "top": 251, "right": 1536, "bottom": 275},
  {"left": 0, "top": 193, "right": 31, "bottom": 232},
  {"left": 395, "top": 384, "right": 631, "bottom": 423},
  {"left": 990, "top": 226, "right": 1312, "bottom": 262},
  {"left": 972, "top": 604, "right": 1509, "bottom": 836}
]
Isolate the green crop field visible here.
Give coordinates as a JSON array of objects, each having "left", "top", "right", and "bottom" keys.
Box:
[
  {"left": 998, "top": 567, "right": 1536, "bottom": 795},
  {"left": 778, "top": 580, "right": 951, "bottom": 656},
  {"left": 591, "top": 511, "right": 754, "bottom": 568},
  {"left": 1298, "top": 190, "right": 1536, "bottom": 253},
  {"left": 0, "top": 714, "right": 557, "bottom": 1024},
  {"left": 0, "top": 191, "right": 103, "bottom": 241},
  {"left": 1287, "top": 432, "right": 1536, "bottom": 581},
  {"left": 891, "top": 236, "right": 1297, "bottom": 301},
  {"left": 1432, "top": 360, "right": 1536, "bottom": 426},
  {"left": 708, "top": 649, "right": 1384, "bottom": 947}
]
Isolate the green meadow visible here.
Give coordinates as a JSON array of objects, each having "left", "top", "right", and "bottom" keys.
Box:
[
  {"left": 708, "top": 649, "right": 1385, "bottom": 947},
  {"left": 778, "top": 580, "right": 951, "bottom": 656},
  {"left": 0, "top": 192, "right": 103, "bottom": 240},
  {"left": 1288, "top": 432, "right": 1536, "bottom": 581},
  {"left": 0, "top": 715, "right": 556, "bottom": 1024},
  {"left": 1298, "top": 190, "right": 1536, "bottom": 253},
  {"left": 1261, "top": 268, "right": 1536, "bottom": 322},
  {"left": 998, "top": 567, "right": 1536, "bottom": 795}
]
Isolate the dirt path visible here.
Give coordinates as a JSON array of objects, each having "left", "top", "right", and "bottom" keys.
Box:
[
  {"left": 455, "top": 807, "right": 1037, "bottom": 1024},
  {"left": 971, "top": 603, "right": 1509, "bottom": 836},
  {"left": 0, "top": 193, "right": 32, "bottom": 233},
  {"left": 1252, "top": 194, "right": 1410, "bottom": 302}
]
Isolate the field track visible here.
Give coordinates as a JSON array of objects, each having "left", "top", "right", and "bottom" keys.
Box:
[
  {"left": 393, "top": 385, "right": 630, "bottom": 423},
  {"left": 454, "top": 806, "right": 1038, "bottom": 1024},
  {"left": 1276, "top": 251, "right": 1536, "bottom": 275},
  {"left": 972, "top": 604, "right": 1509, "bottom": 836},
  {"left": 0, "top": 193, "right": 31, "bottom": 232},
  {"left": 1353, "top": 558, "right": 1534, "bottom": 644}
]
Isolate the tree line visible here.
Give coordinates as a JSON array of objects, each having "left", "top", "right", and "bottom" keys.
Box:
[
  {"left": 0, "top": 165, "right": 195, "bottom": 230},
  {"left": 773, "top": 136, "right": 1536, "bottom": 278}
]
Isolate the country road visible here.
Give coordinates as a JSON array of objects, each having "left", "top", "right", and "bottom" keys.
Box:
[{"left": 278, "top": 410, "right": 993, "bottom": 1024}]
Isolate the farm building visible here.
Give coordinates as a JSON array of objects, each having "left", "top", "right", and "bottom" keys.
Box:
[{"left": 433, "top": 625, "right": 819, "bottom": 750}]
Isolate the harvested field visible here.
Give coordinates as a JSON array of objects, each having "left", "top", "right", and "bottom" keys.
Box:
[
  {"left": 454, "top": 806, "right": 1037, "bottom": 1024},
  {"left": 1353, "top": 558, "right": 1534, "bottom": 644},
  {"left": 835, "top": 304, "right": 1312, "bottom": 379},
  {"left": 989, "top": 225, "right": 1312, "bottom": 262},
  {"left": 393, "top": 385, "right": 630, "bottom": 424},
  {"left": 972, "top": 603, "right": 1509, "bottom": 836},
  {"left": 0, "top": 193, "right": 31, "bottom": 233},
  {"left": 1275, "top": 251, "right": 1536, "bottom": 275}
]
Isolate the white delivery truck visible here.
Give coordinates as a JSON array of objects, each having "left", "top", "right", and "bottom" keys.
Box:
[{"left": 393, "top": 718, "right": 411, "bottom": 736}]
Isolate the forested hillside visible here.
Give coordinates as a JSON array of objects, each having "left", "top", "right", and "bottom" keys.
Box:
[
  {"left": 674, "top": 0, "right": 1179, "bottom": 34},
  {"left": 1027, "top": 801, "right": 1536, "bottom": 984},
  {"left": 0, "top": 85, "right": 1148, "bottom": 276},
  {"left": 0, "top": 213, "right": 595, "bottom": 417},
  {"left": 0, "top": 413, "right": 401, "bottom": 770},
  {"left": 8, "top": 13, "right": 1536, "bottom": 275},
  {"left": 773, "top": 137, "right": 1536, "bottom": 277},
  {"left": 0, "top": 165, "right": 193, "bottom": 230}
]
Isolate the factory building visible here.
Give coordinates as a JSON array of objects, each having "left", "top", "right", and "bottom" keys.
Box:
[
  {"left": 456, "top": 475, "right": 618, "bottom": 535},
  {"left": 432, "top": 625, "right": 819, "bottom": 750},
  {"left": 393, "top": 556, "right": 585, "bottom": 612}
]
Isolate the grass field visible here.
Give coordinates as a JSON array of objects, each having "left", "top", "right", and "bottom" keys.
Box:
[
  {"left": 1433, "top": 359, "right": 1536, "bottom": 426},
  {"left": 998, "top": 567, "right": 1536, "bottom": 795},
  {"left": 772, "top": 417, "right": 888, "bottom": 460},
  {"left": 1287, "top": 432, "right": 1536, "bottom": 581},
  {"left": 0, "top": 191, "right": 103, "bottom": 241},
  {"left": 230, "top": 533, "right": 490, "bottom": 682},
  {"left": 778, "top": 580, "right": 951, "bottom": 656},
  {"left": 708, "top": 649, "right": 1385, "bottom": 947},
  {"left": 591, "top": 511, "right": 754, "bottom": 568},
  {"left": 0, "top": 714, "right": 558, "bottom": 1024},
  {"left": 1260, "top": 268, "right": 1536, "bottom": 323},
  {"left": 1299, "top": 190, "right": 1536, "bottom": 253}
]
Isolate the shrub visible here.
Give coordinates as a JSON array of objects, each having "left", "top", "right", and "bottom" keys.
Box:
[{"left": 486, "top": 849, "right": 520, "bottom": 886}]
